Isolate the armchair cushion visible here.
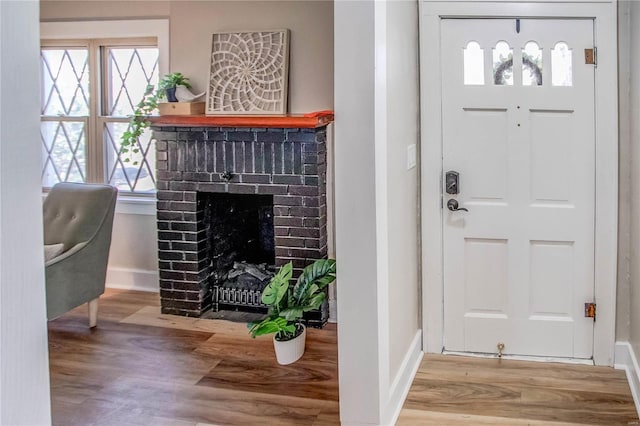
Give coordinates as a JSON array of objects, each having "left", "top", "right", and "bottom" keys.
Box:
[{"left": 44, "top": 243, "right": 64, "bottom": 262}]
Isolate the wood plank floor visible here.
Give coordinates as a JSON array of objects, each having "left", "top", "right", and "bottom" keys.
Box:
[
  {"left": 398, "top": 354, "right": 639, "bottom": 425},
  {"left": 50, "top": 290, "right": 639, "bottom": 425},
  {"left": 48, "top": 289, "right": 339, "bottom": 426}
]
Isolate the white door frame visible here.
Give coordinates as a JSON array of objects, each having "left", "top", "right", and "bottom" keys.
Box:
[{"left": 419, "top": 0, "right": 619, "bottom": 366}]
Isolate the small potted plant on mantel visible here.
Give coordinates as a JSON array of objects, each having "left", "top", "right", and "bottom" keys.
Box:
[
  {"left": 248, "top": 259, "right": 336, "bottom": 365},
  {"left": 120, "top": 72, "right": 192, "bottom": 161}
]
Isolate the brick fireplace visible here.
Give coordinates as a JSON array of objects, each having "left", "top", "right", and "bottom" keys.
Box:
[{"left": 152, "top": 115, "right": 331, "bottom": 325}]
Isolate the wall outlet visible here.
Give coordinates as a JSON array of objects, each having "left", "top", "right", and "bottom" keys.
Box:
[{"left": 407, "top": 144, "right": 417, "bottom": 170}]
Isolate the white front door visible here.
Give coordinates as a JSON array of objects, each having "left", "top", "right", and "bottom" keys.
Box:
[{"left": 442, "top": 19, "right": 595, "bottom": 358}]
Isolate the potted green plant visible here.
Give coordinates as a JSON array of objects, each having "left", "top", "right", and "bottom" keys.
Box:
[
  {"left": 157, "top": 72, "right": 191, "bottom": 102},
  {"left": 120, "top": 72, "right": 192, "bottom": 162},
  {"left": 248, "top": 258, "right": 336, "bottom": 365}
]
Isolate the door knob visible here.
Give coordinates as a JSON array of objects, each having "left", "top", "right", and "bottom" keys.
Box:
[{"left": 447, "top": 199, "right": 468, "bottom": 212}]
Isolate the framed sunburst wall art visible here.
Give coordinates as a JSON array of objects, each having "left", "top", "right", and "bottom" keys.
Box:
[{"left": 206, "top": 30, "right": 290, "bottom": 115}]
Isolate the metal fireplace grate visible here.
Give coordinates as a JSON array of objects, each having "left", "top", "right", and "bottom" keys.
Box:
[{"left": 214, "top": 285, "right": 268, "bottom": 312}]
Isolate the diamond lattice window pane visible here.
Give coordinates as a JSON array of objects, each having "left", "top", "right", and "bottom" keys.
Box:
[
  {"left": 41, "top": 120, "right": 86, "bottom": 187},
  {"left": 41, "top": 48, "right": 89, "bottom": 116},
  {"left": 104, "top": 121, "right": 156, "bottom": 193},
  {"left": 107, "top": 47, "right": 159, "bottom": 117}
]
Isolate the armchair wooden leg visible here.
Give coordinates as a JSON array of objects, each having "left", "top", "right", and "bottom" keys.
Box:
[{"left": 88, "top": 297, "right": 99, "bottom": 328}]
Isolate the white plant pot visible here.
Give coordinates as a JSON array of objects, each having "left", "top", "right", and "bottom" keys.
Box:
[{"left": 273, "top": 325, "right": 306, "bottom": 365}]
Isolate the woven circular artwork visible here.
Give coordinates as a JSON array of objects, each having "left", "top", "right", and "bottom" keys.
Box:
[{"left": 207, "top": 31, "right": 289, "bottom": 114}]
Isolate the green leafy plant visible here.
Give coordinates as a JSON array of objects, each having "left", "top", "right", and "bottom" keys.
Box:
[
  {"left": 120, "top": 72, "right": 192, "bottom": 163},
  {"left": 248, "top": 259, "right": 337, "bottom": 341}
]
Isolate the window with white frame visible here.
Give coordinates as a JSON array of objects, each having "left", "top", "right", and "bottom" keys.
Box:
[{"left": 40, "top": 38, "right": 159, "bottom": 194}]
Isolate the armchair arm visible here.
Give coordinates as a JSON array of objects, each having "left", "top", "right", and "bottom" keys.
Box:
[{"left": 44, "top": 241, "right": 88, "bottom": 268}]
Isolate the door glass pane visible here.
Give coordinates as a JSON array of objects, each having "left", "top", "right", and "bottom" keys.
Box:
[
  {"left": 522, "top": 41, "right": 543, "bottom": 86},
  {"left": 552, "top": 42, "right": 573, "bottom": 87},
  {"left": 104, "top": 121, "right": 156, "bottom": 193},
  {"left": 106, "top": 47, "right": 159, "bottom": 117},
  {"left": 493, "top": 41, "right": 513, "bottom": 86},
  {"left": 41, "top": 48, "right": 89, "bottom": 116},
  {"left": 41, "top": 120, "right": 86, "bottom": 188},
  {"left": 464, "top": 41, "right": 484, "bottom": 85}
]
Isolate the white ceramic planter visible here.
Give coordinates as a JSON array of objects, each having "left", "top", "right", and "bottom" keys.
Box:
[{"left": 273, "top": 325, "right": 306, "bottom": 365}]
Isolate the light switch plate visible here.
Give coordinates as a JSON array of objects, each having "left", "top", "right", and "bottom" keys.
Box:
[{"left": 407, "top": 144, "right": 417, "bottom": 170}]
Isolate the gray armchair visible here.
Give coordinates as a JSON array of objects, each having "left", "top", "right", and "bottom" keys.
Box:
[{"left": 43, "top": 183, "right": 117, "bottom": 327}]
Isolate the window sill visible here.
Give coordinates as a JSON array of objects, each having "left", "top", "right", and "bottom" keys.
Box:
[{"left": 116, "top": 195, "right": 156, "bottom": 216}]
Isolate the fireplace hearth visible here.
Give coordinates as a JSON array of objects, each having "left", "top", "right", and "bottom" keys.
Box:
[{"left": 153, "top": 121, "right": 330, "bottom": 326}]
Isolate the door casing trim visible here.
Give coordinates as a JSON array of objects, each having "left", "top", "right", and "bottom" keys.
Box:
[{"left": 419, "top": 0, "right": 619, "bottom": 366}]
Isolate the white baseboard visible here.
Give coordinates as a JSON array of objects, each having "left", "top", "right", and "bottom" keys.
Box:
[
  {"left": 615, "top": 341, "right": 640, "bottom": 418},
  {"left": 384, "top": 331, "right": 424, "bottom": 425},
  {"left": 106, "top": 267, "right": 158, "bottom": 293}
]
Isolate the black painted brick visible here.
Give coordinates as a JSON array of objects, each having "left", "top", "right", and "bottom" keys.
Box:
[
  {"left": 290, "top": 227, "right": 320, "bottom": 238},
  {"left": 157, "top": 211, "right": 182, "bottom": 221},
  {"left": 153, "top": 131, "right": 177, "bottom": 141},
  {"left": 274, "top": 206, "right": 290, "bottom": 216},
  {"left": 305, "top": 239, "right": 320, "bottom": 248},
  {"left": 172, "top": 262, "right": 200, "bottom": 272},
  {"left": 273, "top": 174, "right": 303, "bottom": 185},
  {"left": 181, "top": 172, "right": 208, "bottom": 182},
  {"left": 274, "top": 195, "right": 303, "bottom": 206},
  {"left": 274, "top": 143, "right": 283, "bottom": 174},
  {"left": 205, "top": 130, "right": 226, "bottom": 141},
  {"left": 303, "top": 164, "right": 318, "bottom": 175},
  {"left": 171, "top": 202, "right": 197, "bottom": 212},
  {"left": 227, "top": 131, "right": 254, "bottom": 142},
  {"left": 275, "top": 227, "right": 289, "bottom": 236},
  {"left": 159, "top": 270, "right": 186, "bottom": 280},
  {"left": 303, "top": 218, "right": 320, "bottom": 227},
  {"left": 243, "top": 142, "right": 254, "bottom": 173},
  {"left": 159, "top": 280, "right": 173, "bottom": 289},
  {"left": 304, "top": 176, "right": 319, "bottom": 186},
  {"left": 171, "top": 241, "right": 199, "bottom": 252},
  {"left": 158, "top": 231, "right": 183, "bottom": 241},
  {"left": 275, "top": 237, "right": 305, "bottom": 248},
  {"left": 158, "top": 250, "right": 184, "bottom": 261},
  {"left": 169, "top": 181, "right": 197, "bottom": 191},
  {"left": 228, "top": 184, "right": 257, "bottom": 194},
  {"left": 276, "top": 257, "right": 308, "bottom": 268},
  {"left": 286, "top": 131, "right": 315, "bottom": 142},
  {"left": 198, "top": 182, "right": 227, "bottom": 193},
  {"left": 157, "top": 221, "right": 170, "bottom": 230},
  {"left": 274, "top": 217, "right": 303, "bottom": 227},
  {"left": 303, "top": 197, "right": 320, "bottom": 207},
  {"left": 241, "top": 174, "right": 270, "bottom": 184},
  {"left": 157, "top": 191, "right": 184, "bottom": 201},
  {"left": 290, "top": 206, "right": 320, "bottom": 217},
  {"left": 171, "top": 222, "right": 198, "bottom": 232},
  {"left": 257, "top": 185, "right": 288, "bottom": 195},
  {"left": 156, "top": 201, "right": 171, "bottom": 211},
  {"left": 257, "top": 130, "right": 285, "bottom": 142},
  {"left": 172, "top": 281, "right": 202, "bottom": 291}
]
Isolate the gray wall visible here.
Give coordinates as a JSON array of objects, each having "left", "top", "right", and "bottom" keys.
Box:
[
  {"left": 335, "top": 0, "right": 421, "bottom": 423},
  {"left": 622, "top": 0, "right": 640, "bottom": 356}
]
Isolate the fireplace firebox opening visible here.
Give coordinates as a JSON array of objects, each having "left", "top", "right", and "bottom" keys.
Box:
[{"left": 202, "top": 192, "right": 276, "bottom": 312}]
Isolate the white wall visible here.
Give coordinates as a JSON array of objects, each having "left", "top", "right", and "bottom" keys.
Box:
[
  {"left": 335, "top": 0, "right": 421, "bottom": 424},
  {"left": 0, "top": 1, "right": 52, "bottom": 424}
]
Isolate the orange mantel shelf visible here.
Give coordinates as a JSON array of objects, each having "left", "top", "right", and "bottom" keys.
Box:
[{"left": 149, "top": 111, "right": 334, "bottom": 129}]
